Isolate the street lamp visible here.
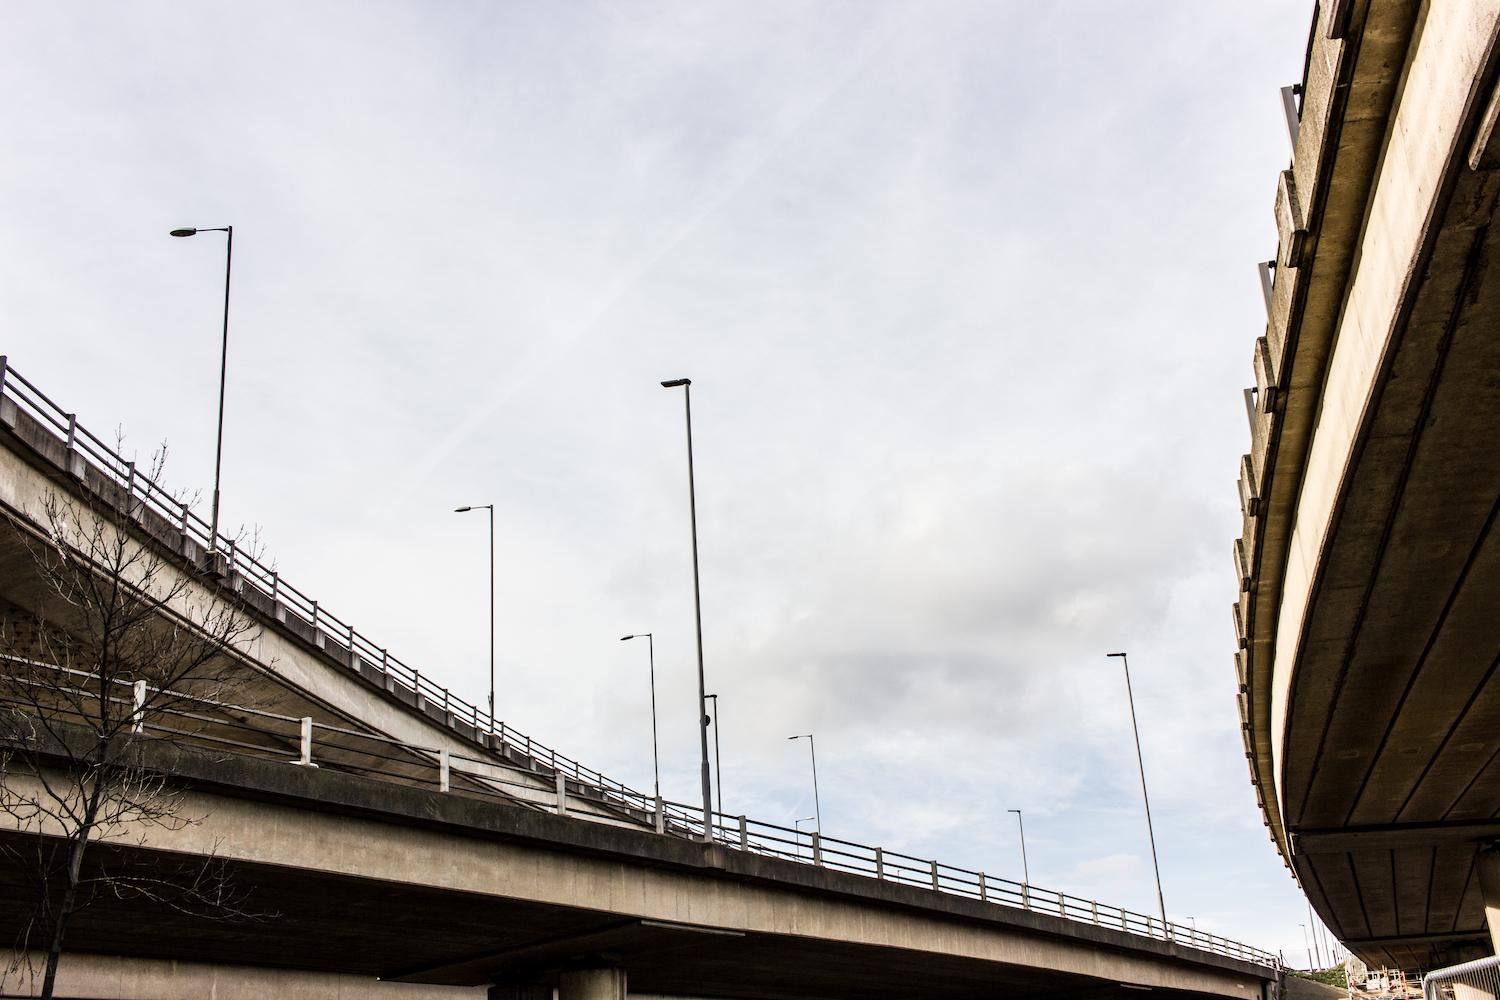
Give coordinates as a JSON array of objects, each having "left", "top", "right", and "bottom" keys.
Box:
[
  {"left": 660, "top": 377, "right": 713, "bottom": 841},
  {"left": 706, "top": 693, "right": 723, "bottom": 818},
  {"left": 788, "top": 734, "right": 821, "bottom": 834},
  {"left": 794, "top": 816, "right": 816, "bottom": 859},
  {"left": 620, "top": 634, "right": 661, "bottom": 811},
  {"left": 1107, "top": 652, "right": 1166, "bottom": 930},
  {"left": 1007, "top": 809, "right": 1029, "bottom": 885},
  {"left": 456, "top": 505, "right": 495, "bottom": 726},
  {"left": 169, "top": 225, "right": 233, "bottom": 552}
]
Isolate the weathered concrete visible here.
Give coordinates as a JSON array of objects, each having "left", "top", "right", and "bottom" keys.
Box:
[
  {"left": 559, "top": 968, "right": 626, "bottom": 1000},
  {"left": 1234, "top": 0, "right": 1500, "bottom": 973},
  {"left": 0, "top": 732, "right": 1270, "bottom": 998},
  {"left": 0, "top": 951, "right": 488, "bottom": 1000}
]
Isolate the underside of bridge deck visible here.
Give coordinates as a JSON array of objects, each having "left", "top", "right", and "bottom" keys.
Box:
[
  {"left": 0, "top": 836, "right": 1235, "bottom": 1000},
  {"left": 1237, "top": 0, "right": 1500, "bottom": 973}
]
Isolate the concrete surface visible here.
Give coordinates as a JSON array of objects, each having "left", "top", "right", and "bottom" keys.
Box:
[{"left": 1234, "top": 0, "right": 1500, "bottom": 972}]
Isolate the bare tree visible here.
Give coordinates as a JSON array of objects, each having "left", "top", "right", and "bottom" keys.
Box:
[{"left": 0, "top": 451, "right": 265, "bottom": 999}]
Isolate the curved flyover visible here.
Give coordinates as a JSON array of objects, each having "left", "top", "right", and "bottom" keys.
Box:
[{"left": 1235, "top": 0, "right": 1500, "bottom": 973}]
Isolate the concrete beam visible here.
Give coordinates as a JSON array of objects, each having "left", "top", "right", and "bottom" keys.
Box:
[{"left": 1292, "top": 821, "right": 1500, "bottom": 853}]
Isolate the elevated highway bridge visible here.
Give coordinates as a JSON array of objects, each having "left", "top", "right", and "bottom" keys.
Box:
[
  {"left": 1236, "top": 0, "right": 1500, "bottom": 974},
  {"left": 0, "top": 360, "right": 1278, "bottom": 999}
]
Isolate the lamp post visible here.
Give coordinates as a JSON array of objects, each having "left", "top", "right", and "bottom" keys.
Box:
[
  {"left": 1307, "top": 901, "right": 1324, "bottom": 968},
  {"left": 620, "top": 634, "right": 661, "bottom": 806},
  {"left": 456, "top": 505, "right": 495, "bottom": 726},
  {"left": 794, "top": 816, "right": 816, "bottom": 859},
  {"left": 1107, "top": 652, "right": 1166, "bottom": 930},
  {"left": 1007, "top": 809, "right": 1029, "bottom": 885},
  {"left": 660, "top": 378, "right": 713, "bottom": 841},
  {"left": 169, "top": 225, "right": 233, "bottom": 552},
  {"left": 706, "top": 693, "right": 723, "bottom": 818},
  {"left": 789, "top": 734, "right": 821, "bottom": 834}
]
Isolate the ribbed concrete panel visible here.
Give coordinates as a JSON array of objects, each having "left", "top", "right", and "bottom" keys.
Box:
[{"left": 1240, "top": 0, "right": 1500, "bottom": 971}]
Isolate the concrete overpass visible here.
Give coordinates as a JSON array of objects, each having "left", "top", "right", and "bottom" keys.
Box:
[
  {"left": 1234, "top": 0, "right": 1500, "bottom": 974},
  {"left": 0, "top": 360, "right": 1278, "bottom": 998}
]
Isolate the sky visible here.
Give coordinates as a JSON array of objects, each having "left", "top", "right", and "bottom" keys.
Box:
[{"left": 0, "top": 0, "right": 1334, "bottom": 963}]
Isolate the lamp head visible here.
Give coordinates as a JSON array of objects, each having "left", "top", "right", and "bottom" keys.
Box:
[
  {"left": 169, "top": 228, "right": 198, "bottom": 237},
  {"left": 454, "top": 506, "right": 472, "bottom": 512},
  {"left": 621, "top": 635, "right": 634, "bottom": 641},
  {"left": 660, "top": 378, "right": 691, "bottom": 387},
  {"left": 1107, "top": 652, "right": 1127, "bottom": 658}
]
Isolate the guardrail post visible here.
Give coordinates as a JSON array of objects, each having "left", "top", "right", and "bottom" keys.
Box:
[
  {"left": 738, "top": 815, "right": 747, "bottom": 850},
  {"left": 270, "top": 572, "right": 279, "bottom": 602},
  {"left": 311, "top": 600, "right": 319, "bottom": 631},
  {"left": 876, "top": 847, "right": 884, "bottom": 880},
  {"left": 555, "top": 772, "right": 566, "bottom": 816},
  {"left": 125, "top": 460, "right": 136, "bottom": 498},
  {"left": 1022, "top": 883, "right": 1031, "bottom": 910},
  {"left": 299, "top": 717, "right": 312, "bottom": 766},
  {"left": 978, "top": 870, "right": 986, "bottom": 901},
  {"left": 0, "top": 356, "right": 7, "bottom": 397},
  {"left": 1091, "top": 900, "right": 1099, "bottom": 925},
  {"left": 813, "top": 832, "right": 822, "bottom": 867},
  {"left": 439, "top": 748, "right": 450, "bottom": 792},
  {"left": 131, "top": 680, "right": 146, "bottom": 733},
  {"left": 654, "top": 796, "right": 664, "bottom": 834},
  {"left": 64, "top": 413, "right": 77, "bottom": 452},
  {"left": 930, "top": 859, "right": 939, "bottom": 890}
]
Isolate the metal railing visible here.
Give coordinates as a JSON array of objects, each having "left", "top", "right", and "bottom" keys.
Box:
[
  {"left": 0, "top": 356, "right": 1278, "bottom": 968},
  {"left": 1425, "top": 955, "right": 1500, "bottom": 1000}
]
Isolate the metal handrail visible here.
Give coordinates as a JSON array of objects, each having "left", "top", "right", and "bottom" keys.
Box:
[
  {"left": 1424, "top": 955, "right": 1500, "bottom": 1000},
  {"left": 0, "top": 357, "right": 1278, "bottom": 969}
]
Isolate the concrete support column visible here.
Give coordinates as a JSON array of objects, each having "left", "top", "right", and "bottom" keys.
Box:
[
  {"left": 558, "top": 967, "right": 625, "bottom": 1000},
  {"left": 489, "top": 983, "right": 555, "bottom": 1000},
  {"left": 490, "top": 986, "right": 552, "bottom": 1000},
  {"left": 1477, "top": 846, "right": 1500, "bottom": 955}
]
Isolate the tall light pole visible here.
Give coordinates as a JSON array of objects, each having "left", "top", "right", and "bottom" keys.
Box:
[
  {"left": 1008, "top": 809, "right": 1029, "bottom": 885},
  {"left": 706, "top": 693, "right": 722, "bottom": 818},
  {"left": 660, "top": 378, "right": 713, "bottom": 841},
  {"left": 621, "top": 634, "right": 660, "bottom": 804},
  {"left": 1107, "top": 652, "right": 1166, "bottom": 930},
  {"left": 789, "top": 734, "right": 821, "bottom": 834},
  {"left": 1307, "top": 901, "right": 1324, "bottom": 968},
  {"left": 456, "top": 505, "right": 495, "bottom": 725},
  {"left": 169, "top": 225, "right": 233, "bottom": 552}
]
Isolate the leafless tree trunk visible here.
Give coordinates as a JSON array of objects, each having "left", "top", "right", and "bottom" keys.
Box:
[{"left": 0, "top": 450, "right": 265, "bottom": 999}]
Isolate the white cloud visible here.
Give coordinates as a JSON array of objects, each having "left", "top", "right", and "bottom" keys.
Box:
[
  {"left": 1068, "top": 854, "right": 1143, "bottom": 899},
  {"left": 0, "top": 0, "right": 1317, "bottom": 956}
]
